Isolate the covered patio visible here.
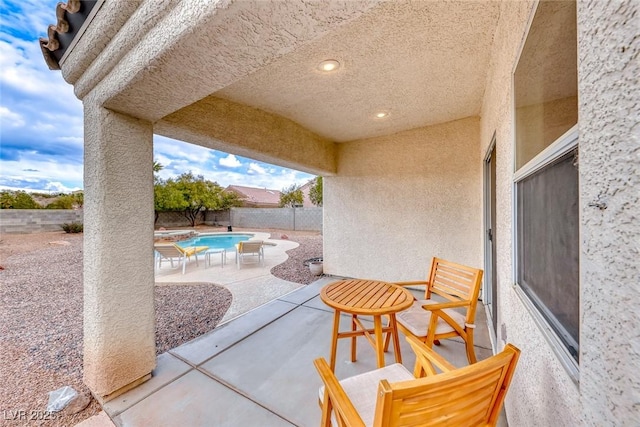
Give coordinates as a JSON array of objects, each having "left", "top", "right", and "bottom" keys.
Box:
[
  {"left": 40, "top": 0, "right": 638, "bottom": 425},
  {"left": 91, "top": 277, "right": 499, "bottom": 426}
]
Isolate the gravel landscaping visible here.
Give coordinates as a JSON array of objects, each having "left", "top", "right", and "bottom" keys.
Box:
[
  {"left": 269, "top": 231, "right": 324, "bottom": 285},
  {"left": 0, "top": 229, "right": 322, "bottom": 426}
]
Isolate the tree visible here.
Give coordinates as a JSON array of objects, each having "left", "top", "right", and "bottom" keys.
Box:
[
  {"left": 154, "top": 172, "right": 240, "bottom": 226},
  {"left": 154, "top": 178, "right": 185, "bottom": 223},
  {"left": 218, "top": 190, "right": 242, "bottom": 210},
  {"left": 153, "top": 161, "right": 175, "bottom": 223},
  {"left": 279, "top": 183, "right": 304, "bottom": 208},
  {"left": 175, "top": 173, "right": 225, "bottom": 226},
  {"left": 309, "top": 176, "right": 323, "bottom": 206}
]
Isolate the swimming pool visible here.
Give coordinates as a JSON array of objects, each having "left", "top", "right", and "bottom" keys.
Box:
[{"left": 176, "top": 233, "right": 253, "bottom": 251}]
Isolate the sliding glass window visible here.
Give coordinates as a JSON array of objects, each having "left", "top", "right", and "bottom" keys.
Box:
[{"left": 514, "top": 0, "right": 579, "bottom": 368}]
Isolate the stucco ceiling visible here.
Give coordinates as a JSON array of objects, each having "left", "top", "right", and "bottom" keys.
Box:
[
  {"left": 211, "top": 1, "right": 501, "bottom": 142},
  {"left": 76, "top": 1, "right": 502, "bottom": 147}
]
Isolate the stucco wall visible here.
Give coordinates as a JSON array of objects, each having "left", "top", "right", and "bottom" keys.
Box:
[
  {"left": 479, "top": 0, "right": 639, "bottom": 425},
  {"left": 479, "top": 0, "right": 584, "bottom": 424},
  {"left": 324, "top": 117, "right": 482, "bottom": 282},
  {"left": 156, "top": 97, "right": 337, "bottom": 177},
  {"left": 577, "top": 0, "right": 639, "bottom": 424},
  {"left": 83, "top": 102, "right": 156, "bottom": 399}
]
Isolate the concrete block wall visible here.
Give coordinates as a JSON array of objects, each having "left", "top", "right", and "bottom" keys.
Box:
[
  {"left": 0, "top": 208, "right": 322, "bottom": 234},
  {"left": 291, "top": 207, "right": 323, "bottom": 231},
  {"left": 0, "top": 209, "right": 83, "bottom": 234},
  {"left": 155, "top": 210, "right": 229, "bottom": 228},
  {"left": 155, "top": 211, "right": 203, "bottom": 228},
  {"left": 230, "top": 207, "right": 322, "bottom": 231},
  {"left": 203, "top": 209, "right": 231, "bottom": 226}
]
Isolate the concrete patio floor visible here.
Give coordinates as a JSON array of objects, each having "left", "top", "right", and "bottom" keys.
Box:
[{"left": 81, "top": 274, "right": 503, "bottom": 427}]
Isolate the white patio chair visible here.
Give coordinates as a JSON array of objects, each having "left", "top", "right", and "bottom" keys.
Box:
[
  {"left": 235, "top": 240, "right": 264, "bottom": 268},
  {"left": 154, "top": 243, "right": 208, "bottom": 274}
]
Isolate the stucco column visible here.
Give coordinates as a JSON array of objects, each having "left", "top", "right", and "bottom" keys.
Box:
[
  {"left": 577, "top": 0, "right": 639, "bottom": 424},
  {"left": 82, "top": 99, "right": 156, "bottom": 402}
]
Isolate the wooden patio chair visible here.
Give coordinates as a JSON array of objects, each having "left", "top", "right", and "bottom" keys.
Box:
[
  {"left": 391, "top": 257, "right": 484, "bottom": 364},
  {"left": 235, "top": 240, "right": 264, "bottom": 268},
  {"left": 154, "top": 243, "right": 208, "bottom": 274},
  {"left": 314, "top": 335, "right": 520, "bottom": 427}
]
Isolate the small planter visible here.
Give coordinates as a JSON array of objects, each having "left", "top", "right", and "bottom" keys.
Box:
[{"left": 309, "top": 261, "right": 323, "bottom": 276}]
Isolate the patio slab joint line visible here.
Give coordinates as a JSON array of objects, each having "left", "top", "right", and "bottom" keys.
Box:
[
  {"left": 105, "top": 368, "right": 196, "bottom": 418},
  {"left": 218, "top": 297, "right": 299, "bottom": 328},
  {"left": 194, "top": 301, "right": 301, "bottom": 368},
  {"left": 276, "top": 294, "right": 318, "bottom": 306},
  {"left": 196, "top": 366, "right": 296, "bottom": 427},
  {"left": 166, "top": 350, "right": 200, "bottom": 369},
  {"left": 110, "top": 299, "right": 304, "bottom": 419}
]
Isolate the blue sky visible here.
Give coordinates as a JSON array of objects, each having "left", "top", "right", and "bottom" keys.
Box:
[{"left": 0, "top": 0, "right": 315, "bottom": 194}]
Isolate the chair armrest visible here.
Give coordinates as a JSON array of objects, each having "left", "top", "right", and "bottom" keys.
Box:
[
  {"left": 179, "top": 246, "right": 194, "bottom": 255},
  {"left": 392, "top": 280, "right": 429, "bottom": 287},
  {"left": 405, "top": 335, "right": 456, "bottom": 377},
  {"left": 313, "top": 358, "right": 365, "bottom": 427},
  {"left": 421, "top": 300, "right": 469, "bottom": 311}
]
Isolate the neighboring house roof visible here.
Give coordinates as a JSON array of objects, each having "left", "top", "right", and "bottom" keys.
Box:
[{"left": 225, "top": 185, "right": 281, "bottom": 207}]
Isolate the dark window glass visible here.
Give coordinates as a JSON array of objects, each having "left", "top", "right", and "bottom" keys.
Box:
[{"left": 517, "top": 149, "right": 579, "bottom": 361}]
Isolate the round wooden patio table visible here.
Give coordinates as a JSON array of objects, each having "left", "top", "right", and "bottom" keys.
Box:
[{"left": 320, "top": 279, "right": 414, "bottom": 371}]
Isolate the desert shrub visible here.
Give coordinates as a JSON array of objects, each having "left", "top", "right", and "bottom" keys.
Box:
[
  {"left": 73, "top": 192, "right": 84, "bottom": 208},
  {"left": 61, "top": 222, "right": 83, "bottom": 233},
  {"left": 46, "top": 195, "right": 75, "bottom": 209},
  {"left": 0, "top": 191, "right": 40, "bottom": 209},
  {"left": 0, "top": 191, "right": 13, "bottom": 209}
]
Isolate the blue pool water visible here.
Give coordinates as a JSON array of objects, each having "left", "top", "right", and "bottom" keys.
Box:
[{"left": 176, "top": 233, "right": 253, "bottom": 251}]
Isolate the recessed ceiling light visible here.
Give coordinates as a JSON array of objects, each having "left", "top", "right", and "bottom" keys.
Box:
[
  {"left": 375, "top": 111, "right": 389, "bottom": 118},
  {"left": 318, "top": 59, "right": 340, "bottom": 72}
]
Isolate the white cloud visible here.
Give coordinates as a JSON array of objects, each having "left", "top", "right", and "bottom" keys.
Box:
[
  {"left": 219, "top": 154, "right": 242, "bottom": 168},
  {"left": 0, "top": 156, "right": 83, "bottom": 191},
  {"left": 2, "top": 0, "right": 59, "bottom": 38},
  {"left": 0, "top": 37, "right": 77, "bottom": 100},
  {"left": 247, "top": 162, "right": 267, "bottom": 175},
  {"left": 236, "top": 168, "right": 314, "bottom": 191},
  {"left": 31, "top": 121, "right": 56, "bottom": 132},
  {"left": 153, "top": 135, "right": 214, "bottom": 159},
  {"left": 43, "top": 181, "right": 79, "bottom": 193},
  {"left": 56, "top": 136, "right": 83, "bottom": 144},
  {"left": 0, "top": 105, "right": 25, "bottom": 127}
]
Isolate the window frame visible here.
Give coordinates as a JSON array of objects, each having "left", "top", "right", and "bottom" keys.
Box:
[
  {"left": 511, "top": 0, "right": 580, "bottom": 383},
  {"left": 513, "top": 127, "right": 580, "bottom": 383}
]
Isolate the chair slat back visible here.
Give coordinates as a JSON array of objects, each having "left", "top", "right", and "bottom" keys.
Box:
[
  {"left": 426, "top": 257, "right": 483, "bottom": 323},
  {"left": 154, "top": 244, "right": 183, "bottom": 258},
  {"left": 238, "top": 240, "right": 263, "bottom": 253},
  {"left": 374, "top": 344, "right": 520, "bottom": 427}
]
